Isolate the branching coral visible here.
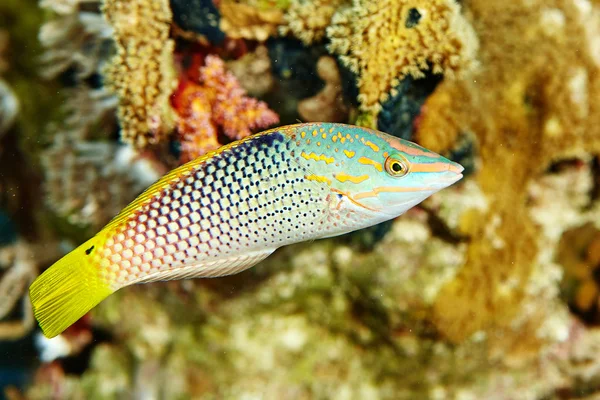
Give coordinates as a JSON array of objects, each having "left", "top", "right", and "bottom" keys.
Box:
[
  {"left": 102, "top": 0, "right": 177, "bottom": 148},
  {"left": 172, "top": 55, "right": 279, "bottom": 162},
  {"left": 327, "top": 0, "right": 478, "bottom": 112},
  {"left": 219, "top": 0, "right": 284, "bottom": 42},
  {"left": 298, "top": 55, "right": 348, "bottom": 122},
  {"left": 280, "top": 0, "right": 346, "bottom": 45}
]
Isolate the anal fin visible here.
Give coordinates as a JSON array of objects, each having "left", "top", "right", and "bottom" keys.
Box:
[{"left": 129, "top": 249, "right": 276, "bottom": 285}]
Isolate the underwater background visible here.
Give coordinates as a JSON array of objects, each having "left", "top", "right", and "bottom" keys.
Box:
[{"left": 1, "top": 0, "right": 600, "bottom": 399}]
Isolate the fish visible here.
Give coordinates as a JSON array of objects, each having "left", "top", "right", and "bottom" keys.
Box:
[{"left": 30, "top": 123, "right": 464, "bottom": 338}]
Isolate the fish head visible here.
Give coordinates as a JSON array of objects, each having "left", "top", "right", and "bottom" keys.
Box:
[
  {"left": 352, "top": 135, "right": 464, "bottom": 219},
  {"left": 290, "top": 123, "right": 464, "bottom": 221}
]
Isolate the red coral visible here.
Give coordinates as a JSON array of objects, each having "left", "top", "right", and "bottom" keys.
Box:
[{"left": 172, "top": 55, "right": 279, "bottom": 163}]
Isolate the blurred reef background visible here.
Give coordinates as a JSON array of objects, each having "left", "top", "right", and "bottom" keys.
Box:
[{"left": 1, "top": 0, "right": 600, "bottom": 399}]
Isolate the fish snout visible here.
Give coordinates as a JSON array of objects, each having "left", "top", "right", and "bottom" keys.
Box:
[
  {"left": 437, "top": 160, "right": 464, "bottom": 188},
  {"left": 446, "top": 160, "right": 464, "bottom": 175}
]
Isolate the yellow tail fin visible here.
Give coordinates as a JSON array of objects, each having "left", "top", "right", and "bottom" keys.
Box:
[{"left": 29, "top": 238, "right": 114, "bottom": 338}]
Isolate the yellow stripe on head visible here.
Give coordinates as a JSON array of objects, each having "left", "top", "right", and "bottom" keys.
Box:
[{"left": 358, "top": 156, "right": 383, "bottom": 172}]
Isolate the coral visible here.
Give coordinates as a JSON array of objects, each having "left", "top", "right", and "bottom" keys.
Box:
[
  {"left": 0, "top": 241, "right": 60, "bottom": 340},
  {"left": 42, "top": 136, "right": 163, "bottom": 229},
  {"left": 1, "top": 0, "right": 67, "bottom": 165},
  {"left": 411, "top": 0, "right": 600, "bottom": 360},
  {"left": 9, "top": 0, "right": 600, "bottom": 397},
  {"left": 102, "top": 0, "right": 177, "bottom": 148},
  {"left": 442, "top": 131, "right": 479, "bottom": 177},
  {"left": 298, "top": 55, "right": 348, "bottom": 122},
  {"left": 0, "top": 80, "right": 18, "bottom": 138},
  {"left": 327, "top": 0, "right": 478, "bottom": 112},
  {"left": 22, "top": 220, "right": 475, "bottom": 399},
  {"left": 39, "top": 0, "right": 92, "bottom": 15},
  {"left": 376, "top": 72, "right": 442, "bottom": 140},
  {"left": 265, "top": 37, "right": 329, "bottom": 123},
  {"left": 170, "top": 0, "right": 226, "bottom": 44},
  {"left": 38, "top": 4, "right": 112, "bottom": 82},
  {"left": 37, "top": 0, "right": 118, "bottom": 143},
  {"left": 558, "top": 223, "right": 600, "bottom": 324},
  {"left": 172, "top": 82, "right": 221, "bottom": 161},
  {"left": 227, "top": 45, "right": 275, "bottom": 97},
  {"left": 219, "top": 0, "right": 284, "bottom": 42},
  {"left": 172, "top": 55, "right": 279, "bottom": 162},
  {"left": 280, "top": 0, "right": 346, "bottom": 45}
]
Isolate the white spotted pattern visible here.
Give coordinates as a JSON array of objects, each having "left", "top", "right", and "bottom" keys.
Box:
[{"left": 98, "top": 132, "right": 331, "bottom": 288}]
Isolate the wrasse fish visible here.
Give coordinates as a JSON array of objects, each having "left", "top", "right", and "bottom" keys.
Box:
[{"left": 30, "top": 123, "right": 463, "bottom": 338}]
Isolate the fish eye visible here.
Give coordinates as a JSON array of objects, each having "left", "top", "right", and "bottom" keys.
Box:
[{"left": 385, "top": 156, "right": 409, "bottom": 177}]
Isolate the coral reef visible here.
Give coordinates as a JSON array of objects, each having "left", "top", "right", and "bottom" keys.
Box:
[
  {"left": 38, "top": 0, "right": 117, "bottom": 141},
  {"left": 38, "top": 3, "right": 112, "bottom": 83},
  {"left": 558, "top": 223, "right": 600, "bottom": 324},
  {"left": 0, "top": 240, "right": 60, "bottom": 340},
  {"left": 227, "top": 45, "right": 275, "bottom": 97},
  {"left": 42, "top": 137, "right": 163, "bottom": 229},
  {"left": 4, "top": 0, "right": 600, "bottom": 398},
  {"left": 218, "top": 0, "right": 284, "bottom": 42},
  {"left": 172, "top": 54, "right": 279, "bottom": 162},
  {"left": 327, "top": 0, "right": 478, "bottom": 112},
  {"left": 280, "top": 0, "right": 346, "bottom": 45},
  {"left": 102, "top": 0, "right": 177, "bottom": 148},
  {"left": 170, "top": 0, "right": 226, "bottom": 44},
  {"left": 0, "top": 79, "right": 18, "bottom": 139},
  {"left": 413, "top": 0, "right": 600, "bottom": 361},
  {"left": 298, "top": 55, "right": 348, "bottom": 122},
  {"left": 377, "top": 72, "right": 442, "bottom": 140},
  {"left": 265, "top": 37, "right": 329, "bottom": 123},
  {"left": 1, "top": 0, "right": 65, "bottom": 164}
]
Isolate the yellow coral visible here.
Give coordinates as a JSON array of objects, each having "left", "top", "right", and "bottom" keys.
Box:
[
  {"left": 327, "top": 0, "right": 478, "bottom": 112},
  {"left": 219, "top": 0, "right": 284, "bottom": 42},
  {"left": 410, "top": 0, "right": 600, "bottom": 356},
  {"left": 102, "top": 0, "right": 177, "bottom": 148},
  {"left": 280, "top": 0, "right": 346, "bottom": 45}
]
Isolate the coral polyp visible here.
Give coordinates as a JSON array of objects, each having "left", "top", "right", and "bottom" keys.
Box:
[
  {"left": 102, "top": 0, "right": 177, "bottom": 148},
  {"left": 327, "top": 0, "right": 478, "bottom": 112}
]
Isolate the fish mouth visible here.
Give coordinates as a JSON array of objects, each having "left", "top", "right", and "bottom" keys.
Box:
[
  {"left": 434, "top": 161, "right": 464, "bottom": 188},
  {"left": 409, "top": 160, "right": 464, "bottom": 188},
  {"left": 447, "top": 160, "right": 465, "bottom": 175},
  {"left": 431, "top": 171, "right": 463, "bottom": 189}
]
